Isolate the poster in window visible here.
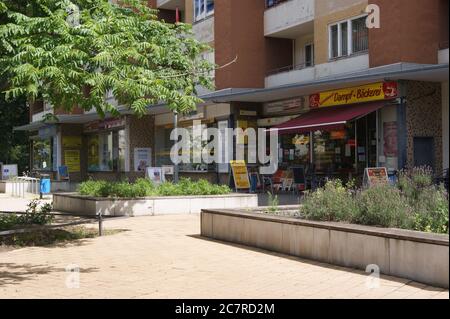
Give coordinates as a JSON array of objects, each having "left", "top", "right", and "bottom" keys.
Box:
[
  {"left": 64, "top": 150, "right": 81, "bottom": 172},
  {"left": 383, "top": 122, "right": 398, "bottom": 157},
  {"left": 134, "top": 148, "right": 152, "bottom": 172},
  {"left": 62, "top": 136, "right": 82, "bottom": 148},
  {"left": 146, "top": 167, "right": 164, "bottom": 184}
]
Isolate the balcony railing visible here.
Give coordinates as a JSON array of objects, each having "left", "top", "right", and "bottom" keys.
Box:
[{"left": 267, "top": 62, "right": 313, "bottom": 76}]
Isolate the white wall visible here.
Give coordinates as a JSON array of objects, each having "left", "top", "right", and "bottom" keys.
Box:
[
  {"left": 264, "top": 0, "right": 315, "bottom": 36},
  {"left": 193, "top": 16, "right": 214, "bottom": 44},
  {"left": 294, "top": 34, "right": 314, "bottom": 66}
]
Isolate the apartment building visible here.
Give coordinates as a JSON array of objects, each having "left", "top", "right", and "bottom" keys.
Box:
[{"left": 16, "top": 0, "right": 449, "bottom": 185}]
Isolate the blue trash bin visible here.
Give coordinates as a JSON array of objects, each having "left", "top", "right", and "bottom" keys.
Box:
[{"left": 40, "top": 178, "right": 51, "bottom": 194}]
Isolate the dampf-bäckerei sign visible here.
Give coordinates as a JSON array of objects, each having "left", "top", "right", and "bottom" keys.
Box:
[{"left": 309, "top": 82, "right": 398, "bottom": 108}]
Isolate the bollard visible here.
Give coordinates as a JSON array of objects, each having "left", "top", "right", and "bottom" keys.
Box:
[{"left": 98, "top": 212, "right": 103, "bottom": 236}]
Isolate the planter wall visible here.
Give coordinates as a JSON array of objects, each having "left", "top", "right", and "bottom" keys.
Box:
[
  {"left": 53, "top": 193, "right": 258, "bottom": 217},
  {"left": 201, "top": 208, "right": 449, "bottom": 288}
]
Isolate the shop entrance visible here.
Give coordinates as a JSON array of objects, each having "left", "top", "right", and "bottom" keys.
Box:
[{"left": 414, "top": 137, "right": 435, "bottom": 170}]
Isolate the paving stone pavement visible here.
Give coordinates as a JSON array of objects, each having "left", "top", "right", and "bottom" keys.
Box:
[{"left": 0, "top": 214, "right": 448, "bottom": 299}]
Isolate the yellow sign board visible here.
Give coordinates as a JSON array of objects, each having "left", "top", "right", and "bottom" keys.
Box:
[
  {"left": 230, "top": 160, "right": 250, "bottom": 190},
  {"left": 62, "top": 136, "right": 82, "bottom": 148},
  {"left": 309, "top": 82, "right": 398, "bottom": 108},
  {"left": 64, "top": 150, "right": 81, "bottom": 173}
]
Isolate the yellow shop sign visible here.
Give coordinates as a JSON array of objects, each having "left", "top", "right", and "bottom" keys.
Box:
[
  {"left": 230, "top": 160, "right": 250, "bottom": 190},
  {"left": 309, "top": 82, "right": 398, "bottom": 108}
]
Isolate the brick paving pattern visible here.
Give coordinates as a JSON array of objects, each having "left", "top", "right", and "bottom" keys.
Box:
[{"left": 0, "top": 214, "right": 448, "bottom": 299}]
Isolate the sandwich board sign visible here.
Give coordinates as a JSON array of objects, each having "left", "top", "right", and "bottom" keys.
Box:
[
  {"left": 363, "top": 167, "right": 389, "bottom": 187},
  {"left": 230, "top": 160, "right": 250, "bottom": 190}
]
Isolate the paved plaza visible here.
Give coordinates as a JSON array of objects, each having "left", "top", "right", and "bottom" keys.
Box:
[{"left": 0, "top": 212, "right": 448, "bottom": 299}]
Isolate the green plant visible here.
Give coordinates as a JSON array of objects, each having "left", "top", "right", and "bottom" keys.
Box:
[
  {"left": 1, "top": 0, "right": 214, "bottom": 117},
  {"left": 267, "top": 192, "right": 279, "bottom": 214},
  {"left": 398, "top": 166, "right": 434, "bottom": 200},
  {"left": 77, "top": 178, "right": 231, "bottom": 198},
  {"left": 0, "top": 199, "right": 53, "bottom": 231},
  {"left": 301, "top": 180, "right": 358, "bottom": 222},
  {"left": 411, "top": 185, "right": 449, "bottom": 234},
  {"left": 354, "top": 185, "right": 413, "bottom": 229}
]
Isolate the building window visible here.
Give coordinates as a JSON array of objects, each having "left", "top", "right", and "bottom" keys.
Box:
[
  {"left": 329, "top": 15, "right": 368, "bottom": 59},
  {"left": 305, "top": 43, "right": 314, "bottom": 67},
  {"left": 87, "top": 130, "right": 126, "bottom": 172},
  {"left": 352, "top": 16, "right": 369, "bottom": 54},
  {"left": 194, "top": 0, "right": 214, "bottom": 22}
]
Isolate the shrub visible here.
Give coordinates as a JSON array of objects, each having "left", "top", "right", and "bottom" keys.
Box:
[
  {"left": 354, "top": 185, "right": 413, "bottom": 229},
  {"left": 77, "top": 178, "right": 231, "bottom": 198},
  {"left": 78, "top": 180, "right": 110, "bottom": 197},
  {"left": 398, "top": 166, "right": 434, "bottom": 200},
  {"left": 0, "top": 200, "right": 53, "bottom": 231},
  {"left": 412, "top": 185, "right": 449, "bottom": 234},
  {"left": 301, "top": 180, "right": 358, "bottom": 222}
]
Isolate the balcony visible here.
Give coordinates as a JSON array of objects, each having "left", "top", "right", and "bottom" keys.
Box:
[
  {"left": 265, "top": 53, "right": 369, "bottom": 88},
  {"left": 156, "top": 0, "right": 185, "bottom": 10},
  {"left": 264, "top": 0, "right": 314, "bottom": 38}
]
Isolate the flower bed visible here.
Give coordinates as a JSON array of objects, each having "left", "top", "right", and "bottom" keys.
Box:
[
  {"left": 299, "top": 168, "right": 448, "bottom": 234},
  {"left": 54, "top": 179, "right": 257, "bottom": 216},
  {"left": 78, "top": 178, "right": 232, "bottom": 198}
]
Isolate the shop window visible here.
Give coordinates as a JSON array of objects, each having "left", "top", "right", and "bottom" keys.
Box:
[
  {"left": 352, "top": 16, "right": 369, "bottom": 54},
  {"left": 194, "top": 0, "right": 214, "bottom": 22},
  {"left": 87, "top": 130, "right": 126, "bottom": 172},
  {"left": 279, "top": 134, "right": 310, "bottom": 167},
  {"left": 33, "top": 139, "right": 53, "bottom": 171},
  {"left": 313, "top": 124, "right": 356, "bottom": 175},
  {"left": 329, "top": 15, "right": 368, "bottom": 59},
  {"left": 155, "top": 123, "right": 216, "bottom": 172}
]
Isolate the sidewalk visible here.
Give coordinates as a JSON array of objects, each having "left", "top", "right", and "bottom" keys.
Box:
[{"left": 0, "top": 214, "right": 448, "bottom": 299}]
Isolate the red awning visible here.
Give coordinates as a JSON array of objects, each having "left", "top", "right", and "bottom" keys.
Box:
[{"left": 268, "top": 102, "right": 386, "bottom": 135}]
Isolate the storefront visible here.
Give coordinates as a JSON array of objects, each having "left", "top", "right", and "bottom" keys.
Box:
[
  {"left": 84, "top": 117, "right": 128, "bottom": 174},
  {"left": 30, "top": 124, "right": 58, "bottom": 177},
  {"left": 153, "top": 103, "right": 233, "bottom": 183},
  {"left": 263, "top": 81, "right": 400, "bottom": 184}
]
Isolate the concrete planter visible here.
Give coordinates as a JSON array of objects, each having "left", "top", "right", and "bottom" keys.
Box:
[
  {"left": 53, "top": 193, "right": 258, "bottom": 217},
  {"left": 201, "top": 207, "right": 449, "bottom": 288}
]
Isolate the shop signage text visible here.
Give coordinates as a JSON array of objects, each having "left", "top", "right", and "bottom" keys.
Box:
[
  {"left": 84, "top": 117, "right": 126, "bottom": 133},
  {"left": 263, "top": 96, "right": 309, "bottom": 116},
  {"left": 309, "top": 82, "right": 398, "bottom": 108}
]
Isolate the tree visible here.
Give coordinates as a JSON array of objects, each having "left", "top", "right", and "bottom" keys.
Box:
[
  {"left": 0, "top": 1, "right": 30, "bottom": 172},
  {"left": 0, "top": 0, "right": 214, "bottom": 117}
]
